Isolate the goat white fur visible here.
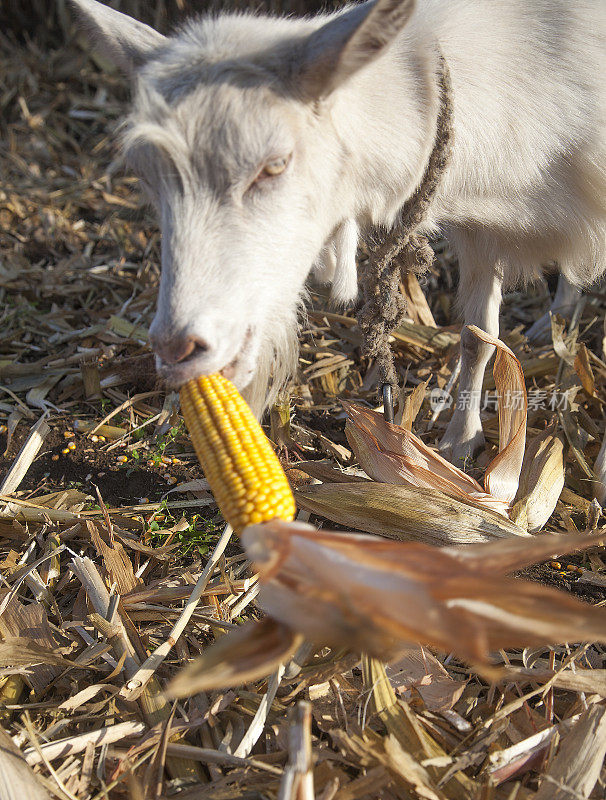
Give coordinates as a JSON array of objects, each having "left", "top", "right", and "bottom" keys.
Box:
[{"left": 71, "top": 0, "right": 606, "bottom": 488}]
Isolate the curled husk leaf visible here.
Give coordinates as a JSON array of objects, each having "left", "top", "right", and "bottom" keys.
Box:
[
  {"left": 344, "top": 404, "right": 507, "bottom": 516},
  {"left": 344, "top": 325, "right": 527, "bottom": 518},
  {"left": 167, "top": 617, "right": 302, "bottom": 698},
  {"left": 510, "top": 426, "right": 565, "bottom": 532}
]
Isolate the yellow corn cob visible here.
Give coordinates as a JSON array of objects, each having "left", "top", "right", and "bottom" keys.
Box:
[{"left": 180, "top": 374, "right": 296, "bottom": 533}]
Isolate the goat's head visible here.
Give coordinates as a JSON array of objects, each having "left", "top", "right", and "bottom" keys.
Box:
[{"left": 71, "top": 0, "right": 416, "bottom": 398}]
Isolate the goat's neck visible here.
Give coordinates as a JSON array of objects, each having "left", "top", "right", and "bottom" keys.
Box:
[{"left": 329, "top": 43, "right": 444, "bottom": 232}]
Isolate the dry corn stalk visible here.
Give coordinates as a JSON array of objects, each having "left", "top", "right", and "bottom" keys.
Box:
[
  {"left": 71, "top": 557, "right": 202, "bottom": 782},
  {"left": 361, "top": 655, "right": 473, "bottom": 800},
  {"left": 180, "top": 374, "right": 295, "bottom": 533},
  {"left": 345, "top": 325, "right": 528, "bottom": 520},
  {"left": 0, "top": 727, "right": 50, "bottom": 800}
]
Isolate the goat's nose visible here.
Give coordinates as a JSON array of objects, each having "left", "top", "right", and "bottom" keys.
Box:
[{"left": 150, "top": 332, "right": 208, "bottom": 365}]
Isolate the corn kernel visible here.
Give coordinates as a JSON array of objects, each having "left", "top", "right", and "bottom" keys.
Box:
[
  {"left": 98, "top": 435, "right": 106, "bottom": 442},
  {"left": 61, "top": 447, "right": 70, "bottom": 455},
  {"left": 0, "top": 424, "right": 7, "bottom": 434},
  {"left": 180, "top": 373, "right": 295, "bottom": 534},
  {"left": 549, "top": 561, "right": 562, "bottom": 570},
  {"left": 51, "top": 454, "right": 59, "bottom": 461},
  {"left": 64, "top": 431, "right": 75, "bottom": 439},
  {"left": 67, "top": 441, "right": 76, "bottom": 451},
  {"left": 117, "top": 455, "right": 128, "bottom": 463},
  {"left": 91, "top": 435, "right": 99, "bottom": 443}
]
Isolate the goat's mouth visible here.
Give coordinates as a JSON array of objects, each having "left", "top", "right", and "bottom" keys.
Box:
[{"left": 155, "top": 327, "right": 257, "bottom": 390}]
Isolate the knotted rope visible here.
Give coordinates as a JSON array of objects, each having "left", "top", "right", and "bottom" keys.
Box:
[{"left": 357, "top": 56, "right": 454, "bottom": 391}]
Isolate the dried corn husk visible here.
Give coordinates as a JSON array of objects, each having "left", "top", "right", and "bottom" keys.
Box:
[
  {"left": 153, "top": 520, "right": 606, "bottom": 699},
  {"left": 534, "top": 706, "right": 606, "bottom": 800},
  {"left": 0, "top": 727, "right": 49, "bottom": 800},
  {"left": 344, "top": 325, "right": 527, "bottom": 519},
  {"left": 168, "top": 618, "right": 302, "bottom": 698},
  {"left": 511, "top": 426, "right": 565, "bottom": 532},
  {"left": 295, "top": 481, "right": 527, "bottom": 545},
  {"left": 344, "top": 404, "right": 506, "bottom": 516},
  {"left": 240, "top": 520, "right": 606, "bottom": 668},
  {"left": 479, "top": 327, "right": 527, "bottom": 503}
]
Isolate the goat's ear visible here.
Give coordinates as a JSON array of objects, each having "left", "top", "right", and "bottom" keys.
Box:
[
  {"left": 296, "top": 0, "right": 415, "bottom": 99},
  {"left": 70, "top": 0, "right": 166, "bottom": 74}
]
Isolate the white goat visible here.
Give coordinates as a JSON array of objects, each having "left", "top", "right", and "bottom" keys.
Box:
[{"left": 71, "top": 0, "right": 606, "bottom": 490}]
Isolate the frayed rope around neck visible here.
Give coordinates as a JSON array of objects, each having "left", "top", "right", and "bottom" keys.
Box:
[{"left": 357, "top": 55, "right": 454, "bottom": 392}]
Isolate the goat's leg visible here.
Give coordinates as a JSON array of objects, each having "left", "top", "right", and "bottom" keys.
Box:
[
  {"left": 330, "top": 218, "right": 359, "bottom": 305},
  {"left": 439, "top": 262, "right": 502, "bottom": 464},
  {"left": 312, "top": 219, "right": 359, "bottom": 305},
  {"left": 312, "top": 242, "right": 337, "bottom": 285},
  {"left": 526, "top": 274, "right": 582, "bottom": 344}
]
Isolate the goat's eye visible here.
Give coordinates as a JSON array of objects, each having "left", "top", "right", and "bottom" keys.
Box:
[
  {"left": 261, "top": 155, "right": 290, "bottom": 178},
  {"left": 247, "top": 154, "right": 292, "bottom": 193}
]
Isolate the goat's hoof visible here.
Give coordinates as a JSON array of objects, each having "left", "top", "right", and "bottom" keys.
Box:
[{"left": 439, "top": 426, "right": 485, "bottom": 466}]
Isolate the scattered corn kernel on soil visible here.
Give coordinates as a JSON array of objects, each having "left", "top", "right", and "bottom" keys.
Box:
[
  {"left": 1, "top": 4, "right": 606, "bottom": 799},
  {"left": 0, "top": 425, "right": 195, "bottom": 505}
]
